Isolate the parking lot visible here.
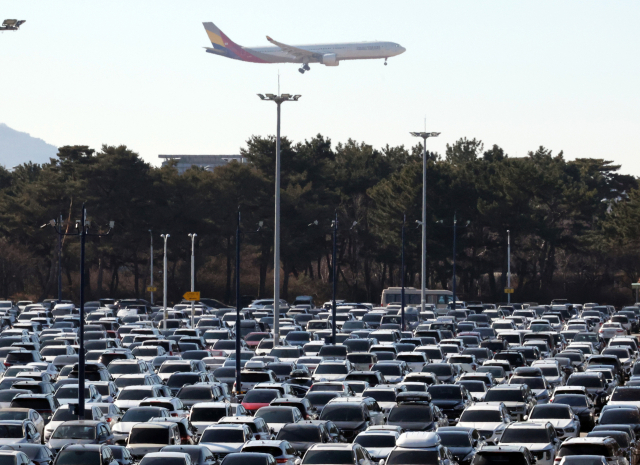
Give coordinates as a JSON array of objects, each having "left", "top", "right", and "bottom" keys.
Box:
[{"left": 0, "top": 298, "right": 637, "bottom": 465}]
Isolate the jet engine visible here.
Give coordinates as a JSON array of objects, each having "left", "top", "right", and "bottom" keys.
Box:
[{"left": 322, "top": 53, "right": 339, "bottom": 66}]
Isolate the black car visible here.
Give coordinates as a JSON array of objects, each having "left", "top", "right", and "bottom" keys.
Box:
[
  {"left": 422, "top": 364, "right": 459, "bottom": 384},
  {"left": 161, "top": 445, "right": 217, "bottom": 465},
  {"left": 276, "top": 421, "right": 334, "bottom": 454},
  {"left": 386, "top": 394, "right": 448, "bottom": 431},
  {"left": 427, "top": 384, "right": 474, "bottom": 424},
  {"left": 551, "top": 393, "right": 596, "bottom": 431},
  {"left": 53, "top": 445, "right": 119, "bottom": 465},
  {"left": 319, "top": 401, "right": 375, "bottom": 441},
  {"left": 598, "top": 406, "right": 640, "bottom": 434},
  {"left": 107, "top": 446, "right": 135, "bottom": 465},
  {"left": 471, "top": 446, "right": 536, "bottom": 465},
  {"left": 0, "top": 445, "right": 54, "bottom": 465},
  {"left": 437, "top": 427, "right": 485, "bottom": 465}
]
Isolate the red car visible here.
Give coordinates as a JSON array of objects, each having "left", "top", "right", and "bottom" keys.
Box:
[{"left": 244, "top": 332, "right": 270, "bottom": 350}]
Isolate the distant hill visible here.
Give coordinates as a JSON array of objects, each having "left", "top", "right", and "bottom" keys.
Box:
[{"left": 0, "top": 123, "right": 58, "bottom": 168}]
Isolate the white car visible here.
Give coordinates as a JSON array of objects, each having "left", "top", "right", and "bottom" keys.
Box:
[
  {"left": 54, "top": 384, "right": 102, "bottom": 405},
  {"left": 353, "top": 430, "right": 400, "bottom": 461},
  {"left": 599, "top": 323, "right": 626, "bottom": 339},
  {"left": 111, "top": 405, "right": 171, "bottom": 444},
  {"left": 608, "top": 386, "right": 640, "bottom": 408},
  {"left": 189, "top": 402, "right": 233, "bottom": 437},
  {"left": 526, "top": 404, "right": 580, "bottom": 439},
  {"left": 456, "top": 403, "right": 513, "bottom": 444},
  {"left": 43, "top": 404, "right": 106, "bottom": 442},
  {"left": 498, "top": 422, "right": 560, "bottom": 465},
  {"left": 199, "top": 424, "right": 252, "bottom": 455},
  {"left": 114, "top": 385, "right": 164, "bottom": 411}
]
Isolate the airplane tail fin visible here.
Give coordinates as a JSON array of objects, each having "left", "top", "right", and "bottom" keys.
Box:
[{"left": 202, "top": 22, "right": 266, "bottom": 63}]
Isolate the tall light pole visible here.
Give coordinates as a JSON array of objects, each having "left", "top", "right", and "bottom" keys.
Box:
[
  {"left": 452, "top": 213, "right": 457, "bottom": 311},
  {"left": 188, "top": 233, "right": 197, "bottom": 328},
  {"left": 149, "top": 230, "right": 154, "bottom": 305},
  {"left": 44, "top": 205, "right": 113, "bottom": 419},
  {"left": 507, "top": 230, "right": 511, "bottom": 304},
  {"left": 161, "top": 234, "right": 170, "bottom": 330},
  {"left": 410, "top": 131, "right": 440, "bottom": 313},
  {"left": 401, "top": 214, "right": 406, "bottom": 332},
  {"left": 258, "top": 92, "right": 301, "bottom": 346}
]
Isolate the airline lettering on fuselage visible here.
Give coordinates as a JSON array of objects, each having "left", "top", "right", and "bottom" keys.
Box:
[{"left": 357, "top": 46, "right": 381, "bottom": 50}]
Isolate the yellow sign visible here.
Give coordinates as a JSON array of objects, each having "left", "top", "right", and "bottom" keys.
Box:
[
  {"left": 183, "top": 291, "right": 201, "bottom": 301},
  {"left": 147, "top": 286, "right": 157, "bottom": 292},
  {"left": 504, "top": 288, "right": 514, "bottom": 294}
]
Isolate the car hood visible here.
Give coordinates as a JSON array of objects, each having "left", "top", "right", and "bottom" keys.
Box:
[
  {"left": 200, "top": 443, "right": 244, "bottom": 454},
  {"left": 431, "top": 400, "right": 464, "bottom": 408},
  {"left": 313, "top": 374, "right": 347, "bottom": 382},
  {"left": 47, "top": 438, "right": 96, "bottom": 449},
  {"left": 387, "top": 420, "right": 435, "bottom": 431},
  {"left": 127, "top": 444, "right": 167, "bottom": 457},
  {"left": 0, "top": 439, "right": 27, "bottom": 445},
  {"left": 331, "top": 420, "right": 367, "bottom": 431},
  {"left": 530, "top": 419, "right": 573, "bottom": 429},
  {"left": 112, "top": 422, "right": 137, "bottom": 434},
  {"left": 457, "top": 421, "right": 503, "bottom": 431},
  {"left": 502, "top": 443, "right": 552, "bottom": 452},
  {"left": 364, "top": 447, "right": 395, "bottom": 460},
  {"left": 114, "top": 400, "right": 143, "bottom": 410}
]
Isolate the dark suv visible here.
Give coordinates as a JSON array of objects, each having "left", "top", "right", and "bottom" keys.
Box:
[
  {"left": 10, "top": 394, "right": 59, "bottom": 424},
  {"left": 484, "top": 384, "right": 536, "bottom": 420}
]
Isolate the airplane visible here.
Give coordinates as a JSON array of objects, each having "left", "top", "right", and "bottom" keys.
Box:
[{"left": 202, "top": 21, "right": 405, "bottom": 74}]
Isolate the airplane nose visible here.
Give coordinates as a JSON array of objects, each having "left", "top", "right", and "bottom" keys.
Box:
[{"left": 398, "top": 45, "right": 406, "bottom": 55}]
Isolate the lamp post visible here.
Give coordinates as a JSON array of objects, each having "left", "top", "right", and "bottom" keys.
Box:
[
  {"left": 235, "top": 213, "right": 241, "bottom": 396},
  {"left": 409, "top": 131, "right": 440, "bottom": 314},
  {"left": 188, "top": 233, "right": 197, "bottom": 328},
  {"left": 452, "top": 213, "right": 457, "bottom": 311},
  {"left": 149, "top": 230, "right": 154, "bottom": 305},
  {"left": 258, "top": 92, "right": 301, "bottom": 347},
  {"left": 161, "top": 234, "right": 170, "bottom": 330},
  {"left": 44, "top": 204, "right": 113, "bottom": 419},
  {"left": 507, "top": 230, "right": 511, "bottom": 304},
  {"left": 401, "top": 214, "right": 406, "bottom": 332}
]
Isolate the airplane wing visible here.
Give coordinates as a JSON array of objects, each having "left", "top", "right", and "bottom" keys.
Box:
[{"left": 266, "top": 36, "right": 321, "bottom": 59}]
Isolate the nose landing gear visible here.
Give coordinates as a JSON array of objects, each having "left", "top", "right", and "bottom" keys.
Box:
[{"left": 384, "top": 58, "right": 388, "bottom": 66}]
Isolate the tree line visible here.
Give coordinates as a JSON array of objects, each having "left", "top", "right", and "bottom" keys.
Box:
[{"left": 0, "top": 136, "right": 638, "bottom": 306}]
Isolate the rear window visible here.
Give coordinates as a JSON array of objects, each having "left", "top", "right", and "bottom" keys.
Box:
[
  {"left": 558, "top": 445, "right": 611, "bottom": 457},
  {"left": 129, "top": 427, "right": 170, "bottom": 444},
  {"left": 473, "top": 452, "right": 531, "bottom": 465},
  {"left": 10, "top": 398, "right": 52, "bottom": 409}
]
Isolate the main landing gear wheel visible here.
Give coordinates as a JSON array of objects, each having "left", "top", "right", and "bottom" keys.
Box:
[
  {"left": 298, "top": 68, "right": 305, "bottom": 74},
  {"left": 303, "top": 64, "right": 310, "bottom": 71}
]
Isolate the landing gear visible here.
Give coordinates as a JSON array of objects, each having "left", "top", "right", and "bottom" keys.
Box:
[
  {"left": 384, "top": 58, "right": 388, "bottom": 66},
  {"left": 299, "top": 63, "right": 311, "bottom": 74},
  {"left": 298, "top": 68, "right": 305, "bottom": 74}
]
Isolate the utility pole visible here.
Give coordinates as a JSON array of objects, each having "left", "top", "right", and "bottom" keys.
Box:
[
  {"left": 258, "top": 92, "right": 301, "bottom": 346},
  {"left": 410, "top": 131, "right": 440, "bottom": 313},
  {"left": 331, "top": 212, "right": 338, "bottom": 345},
  {"left": 452, "top": 213, "right": 457, "bottom": 310},
  {"left": 507, "top": 230, "right": 511, "bottom": 304},
  {"left": 57, "top": 214, "right": 62, "bottom": 302},
  {"left": 161, "top": 234, "right": 170, "bottom": 330},
  {"left": 401, "top": 214, "right": 406, "bottom": 332},
  {"left": 188, "top": 233, "right": 197, "bottom": 328},
  {"left": 235, "top": 211, "right": 241, "bottom": 396},
  {"left": 149, "top": 230, "right": 154, "bottom": 305}
]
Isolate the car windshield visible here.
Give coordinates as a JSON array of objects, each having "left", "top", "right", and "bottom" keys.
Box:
[
  {"left": 531, "top": 405, "right": 571, "bottom": 419},
  {"left": 538, "top": 366, "right": 559, "bottom": 376},
  {"left": 243, "top": 390, "right": 279, "bottom": 404},
  {"left": 485, "top": 389, "right": 525, "bottom": 402},
  {"left": 167, "top": 375, "right": 200, "bottom": 388},
  {"left": 51, "top": 408, "right": 94, "bottom": 421},
  {"left": 302, "top": 450, "right": 354, "bottom": 465},
  {"left": 388, "top": 405, "right": 432, "bottom": 422},
  {"left": 600, "top": 409, "right": 640, "bottom": 424},
  {"left": 119, "top": 389, "right": 155, "bottom": 400},
  {"left": 429, "top": 385, "right": 462, "bottom": 400},
  {"left": 363, "top": 390, "right": 396, "bottom": 402},
  {"left": 271, "top": 349, "right": 300, "bottom": 358},
  {"left": 257, "top": 409, "right": 294, "bottom": 424},
  {"left": 178, "top": 387, "right": 213, "bottom": 400},
  {"left": 375, "top": 365, "right": 401, "bottom": 376},
  {"left": 568, "top": 377, "right": 602, "bottom": 388},
  {"left": 0, "top": 425, "right": 23, "bottom": 438},
  {"left": 438, "top": 432, "right": 471, "bottom": 447},
  {"left": 52, "top": 425, "right": 96, "bottom": 439},
  {"left": 459, "top": 409, "right": 502, "bottom": 422},
  {"left": 129, "top": 428, "right": 170, "bottom": 444},
  {"left": 0, "top": 411, "right": 28, "bottom": 421},
  {"left": 424, "top": 365, "right": 453, "bottom": 376},
  {"left": 321, "top": 405, "right": 364, "bottom": 422},
  {"left": 387, "top": 450, "right": 438, "bottom": 465},
  {"left": 474, "top": 452, "right": 532, "bottom": 465},
  {"left": 121, "top": 408, "right": 164, "bottom": 422},
  {"left": 501, "top": 428, "right": 550, "bottom": 443},
  {"left": 558, "top": 445, "right": 611, "bottom": 457},
  {"left": 190, "top": 407, "right": 226, "bottom": 422},
  {"left": 55, "top": 450, "right": 100, "bottom": 465},
  {"left": 277, "top": 426, "right": 320, "bottom": 442},
  {"left": 315, "top": 365, "right": 348, "bottom": 375},
  {"left": 305, "top": 392, "right": 340, "bottom": 407},
  {"left": 200, "top": 428, "right": 244, "bottom": 443},
  {"left": 611, "top": 389, "right": 640, "bottom": 401},
  {"left": 159, "top": 364, "right": 190, "bottom": 374},
  {"left": 140, "top": 458, "right": 185, "bottom": 465},
  {"left": 510, "top": 377, "right": 545, "bottom": 390},
  {"left": 354, "top": 434, "right": 396, "bottom": 447},
  {"left": 57, "top": 387, "right": 92, "bottom": 398}
]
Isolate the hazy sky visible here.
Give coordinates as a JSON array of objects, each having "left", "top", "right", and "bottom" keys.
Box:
[{"left": 1, "top": 1, "right": 639, "bottom": 174}]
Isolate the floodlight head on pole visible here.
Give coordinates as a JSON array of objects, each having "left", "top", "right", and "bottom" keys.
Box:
[
  {"left": 1, "top": 19, "right": 25, "bottom": 30},
  {"left": 410, "top": 131, "right": 440, "bottom": 139},
  {"left": 258, "top": 93, "right": 302, "bottom": 104}
]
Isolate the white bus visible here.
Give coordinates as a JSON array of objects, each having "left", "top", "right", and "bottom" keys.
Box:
[{"left": 381, "top": 287, "right": 455, "bottom": 309}]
